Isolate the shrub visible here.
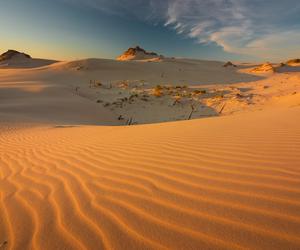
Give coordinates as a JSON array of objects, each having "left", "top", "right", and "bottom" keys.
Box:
[
  {"left": 193, "top": 89, "right": 206, "bottom": 95},
  {"left": 153, "top": 85, "right": 163, "bottom": 97},
  {"left": 287, "top": 59, "right": 300, "bottom": 64},
  {"left": 153, "top": 88, "right": 163, "bottom": 97}
]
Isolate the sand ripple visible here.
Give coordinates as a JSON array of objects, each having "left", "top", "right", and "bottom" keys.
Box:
[{"left": 1, "top": 108, "right": 300, "bottom": 249}]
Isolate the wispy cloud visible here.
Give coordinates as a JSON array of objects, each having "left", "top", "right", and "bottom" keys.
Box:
[
  {"left": 162, "top": 0, "right": 300, "bottom": 60},
  {"left": 64, "top": 0, "right": 300, "bottom": 60}
]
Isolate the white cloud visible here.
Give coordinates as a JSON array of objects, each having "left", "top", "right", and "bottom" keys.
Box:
[
  {"left": 161, "top": 0, "right": 300, "bottom": 60},
  {"left": 244, "top": 31, "right": 300, "bottom": 60}
]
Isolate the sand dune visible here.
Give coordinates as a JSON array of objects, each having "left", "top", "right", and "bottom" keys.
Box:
[
  {"left": 0, "top": 58, "right": 265, "bottom": 125},
  {"left": 1, "top": 107, "right": 300, "bottom": 249},
  {"left": 60, "top": 58, "right": 261, "bottom": 85},
  {"left": 1, "top": 57, "right": 300, "bottom": 249}
]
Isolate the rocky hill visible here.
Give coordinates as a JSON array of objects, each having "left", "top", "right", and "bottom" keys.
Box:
[
  {"left": 0, "top": 50, "right": 31, "bottom": 61},
  {"left": 117, "top": 46, "right": 163, "bottom": 61},
  {"left": 0, "top": 50, "right": 57, "bottom": 68}
]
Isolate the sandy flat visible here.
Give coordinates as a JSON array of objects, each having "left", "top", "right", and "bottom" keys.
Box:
[{"left": 0, "top": 59, "right": 300, "bottom": 249}]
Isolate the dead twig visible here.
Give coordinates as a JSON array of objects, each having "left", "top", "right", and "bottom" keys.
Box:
[
  {"left": 188, "top": 105, "right": 196, "bottom": 120},
  {"left": 219, "top": 103, "right": 226, "bottom": 114},
  {"left": 127, "top": 117, "right": 133, "bottom": 125}
]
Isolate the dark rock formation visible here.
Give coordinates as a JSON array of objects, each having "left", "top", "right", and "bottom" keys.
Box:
[
  {"left": 223, "top": 61, "right": 237, "bottom": 67},
  {"left": 117, "top": 46, "right": 163, "bottom": 61},
  {"left": 0, "top": 50, "right": 31, "bottom": 61},
  {"left": 123, "top": 46, "right": 158, "bottom": 57}
]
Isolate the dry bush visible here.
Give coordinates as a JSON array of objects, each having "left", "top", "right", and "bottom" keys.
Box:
[
  {"left": 215, "top": 94, "right": 224, "bottom": 99},
  {"left": 153, "top": 89, "right": 163, "bottom": 97},
  {"left": 129, "top": 94, "right": 138, "bottom": 100},
  {"left": 193, "top": 89, "right": 206, "bottom": 95},
  {"left": 172, "top": 95, "right": 182, "bottom": 105},
  {"left": 118, "top": 81, "right": 129, "bottom": 89},
  {"left": 175, "top": 85, "right": 186, "bottom": 89},
  {"left": 153, "top": 85, "right": 164, "bottom": 97},
  {"left": 279, "top": 62, "right": 286, "bottom": 67},
  {"left": 89, "top": 80, "right": 102, "bottom": 88},
  {"left": 155, "top": 85, "right": 163, "bottom": 90},
  {"left": 286, "top": 59, "right": 300, "bottom": 64}
]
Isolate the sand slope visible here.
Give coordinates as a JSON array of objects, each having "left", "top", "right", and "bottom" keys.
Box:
[
  {"left": 0, "top": 67, "right": 119, "bottom": 125},
  {"left": 0, "top": 59, "right": 273, "bottom": 125},
  {"left": 1, "top": 58, "right": 300, "bottom": 249},
  {"left": 1, "top": 106, "right": 300, "bottom": 250}
]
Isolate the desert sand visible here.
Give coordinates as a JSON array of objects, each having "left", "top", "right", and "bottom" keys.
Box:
[{"left": 0, "top": 51, "right": 300, "bottom": 249}]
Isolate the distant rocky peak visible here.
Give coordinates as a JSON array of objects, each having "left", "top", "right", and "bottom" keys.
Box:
[
  {"left": 0, "top": 50, "right": 31, "bottom": 61},
  {"left": 124, "top": 46, "right": 158, "bottom": 56},
  {"left": 117, "top": 46, "right": 162, "bottom": 61}
]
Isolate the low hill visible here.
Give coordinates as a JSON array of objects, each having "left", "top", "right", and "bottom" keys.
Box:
[
  {"left": 0, "top": 49, "right": 57, "bottom": 68},
  {"left": 0, "top": 49, "right": 31, "bottom": 61}
]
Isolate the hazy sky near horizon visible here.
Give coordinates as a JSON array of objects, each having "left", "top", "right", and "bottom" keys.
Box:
[{"left": 1, "top": 0, "right": 300, "bottom": 61}]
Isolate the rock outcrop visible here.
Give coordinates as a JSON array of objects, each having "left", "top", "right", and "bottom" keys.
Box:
[
  {"left": 286, "top": 59, "right": 300, "bottom": 65},
  {"left": 117, "top": 46, "right": 163, "bottom": 61},
  {"left": 223, "top": 61, "right": 237, "bottom": 68},
  {"left": 251, "top": 62, "right": 276, "bottom": 73},
  {"left": 0, "top": 50, "right": 31, "bottom": 61}
]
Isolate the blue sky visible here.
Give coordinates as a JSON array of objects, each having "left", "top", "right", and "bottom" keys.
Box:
[{"left": 1, "top": 0, "right": 300, "bottom": 61}]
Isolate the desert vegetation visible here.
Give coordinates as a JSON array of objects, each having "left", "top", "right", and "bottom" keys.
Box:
[
  {"left": 76, "top": 79, "right": 258, "bottom": 125},
  {"left": 286, "top": 58, "right": 300, "bottom": 64}
]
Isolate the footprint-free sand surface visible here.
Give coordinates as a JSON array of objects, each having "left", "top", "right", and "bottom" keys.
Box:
[{"left": 1, "top": 58, "right": 300, "bottom": 249}]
